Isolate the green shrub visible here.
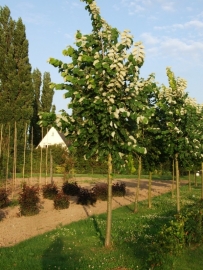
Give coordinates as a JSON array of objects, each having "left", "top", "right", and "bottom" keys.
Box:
[
  {"left": 18, "top": 185, "right": 40, "bottom": 216},
  {"left": 147, "top": 218, "right": 185, "bottom": 269},
  {"left": 182, "top": 201, "right": 203, "bottom": 245},
  {"left": 42, "top": 183, "right": 58, "bottom": 200},
  {"left": 147, "top": 200, "right": 203, "bottom": 269},
  {"left": 62, "top": 181, "right": 80, "bottom": 196},
  {"left": 54, "top": 192, "right": 70, "bottom": 210},
  {"left": 77, "top": 188, "right": 97, "bottom": 205},
  {"left": 0, "top": 188, "right": 10, "bottom": 208}
]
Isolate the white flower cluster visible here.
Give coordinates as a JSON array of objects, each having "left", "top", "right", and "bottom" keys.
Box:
[
  {"left": 132, "top": 41, "right": 145, "bottom": 64},
  {"left": 176, "top": 77, "right": 187, "bottom": 92},
  {"left": 121, "top": 30, "right": 133, "bottom": 47},
  {"left": 89, "top": 1, "right": 100, "bottom": 18},
  {"left": 112, "top": 107, "right": 130, "bottom": 119},
  {"left": 137, "top": 115, "right": 146, "bottom": 124}
]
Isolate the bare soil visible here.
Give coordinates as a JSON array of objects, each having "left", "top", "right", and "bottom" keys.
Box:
[{"left": 0, "top": 177, "right": 173, "bottom": 247}]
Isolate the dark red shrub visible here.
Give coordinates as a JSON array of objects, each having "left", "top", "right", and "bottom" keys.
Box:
[
  {"left": 77, "top": 188, "right": 97, "bottom": 205},
  {"left": 112, "top": 182, "right": 126, "bottom": 196},
  {"left": 18, "top": 184, "right": 40, "bottom": 216},
  {"left": 62, "top": 181, "right": 80, "bottom": 196},
  {"left": 92, "top": 183, "right": 108, "bottom": 201},
  {"left": 0, "top": 188, "right": 10, "bottom": 208},
  {"left": 42, "top": 183, "right": 58, "bottom": 200},
  {"left": 54, "top": 192, "right": 70, "bottom": 210}
]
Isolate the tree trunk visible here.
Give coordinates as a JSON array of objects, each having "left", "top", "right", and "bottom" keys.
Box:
[
  {"left": 105, "top": 153, "right": 112, "bottom": 247},
  {"left": 148, "top": 171, "right": 152, "bottom": 209},
  {"left": 50, "top": 150, "right": 53, "bottom": 184},
  {"left": 175, "top": 153, "right": 180, "bottom": 213},
  {"left": 134, "top": 156, "right": 141, "bottom": 213},
  {"left": 172, "top": 159, "right": 175, "bottom": 198},
  {"left": 201, "top": 163, "right": 203, "bottom": 200},
  {"left": 188, "top": 170, "right": 191, "bottom": 191},
  {"left": 195, "top": 172, "right": 197, "bottom": 187},
  {"left": 30, "top": 127, "right": 33, "bottom": 185},
  {"left": 22, "top": 123, "right": 27, "bottom": 182},
  {"left": 6, "top": 125, "right": 10, "bottom": 191}
]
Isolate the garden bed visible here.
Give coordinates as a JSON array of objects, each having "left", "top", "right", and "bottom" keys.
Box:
[{"left": 0, "top": 177, "right": 173, "bottom": 247}]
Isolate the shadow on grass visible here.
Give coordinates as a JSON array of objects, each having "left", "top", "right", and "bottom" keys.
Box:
[
  {"left": 42, "top": 237, "right": 85, "bottom": 270},
  {"left": 92, "top": 215, "right": 105, "bottom": 243}
]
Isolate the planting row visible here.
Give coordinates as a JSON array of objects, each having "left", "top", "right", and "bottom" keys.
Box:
[{"left": 0, "top": 181, "right": 126, "bottom": 216}]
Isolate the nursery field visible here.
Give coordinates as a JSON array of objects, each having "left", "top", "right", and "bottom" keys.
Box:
[
  {"left": 0, "top": 176, "right": 203, "bottom": 269},
  {"left": 0, "top": 176, "right": 173, "bottom": 246}
]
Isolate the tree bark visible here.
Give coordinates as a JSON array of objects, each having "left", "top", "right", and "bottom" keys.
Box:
[
  {"left": 172, "top": 159, "right": 175, "bottom": 198},
  {"left": 134, "top": 156, "right": 141, "bottom": 213},
  {"left": 148, "top": 171, "right": 152, "bottom": 208},
  {"left": 105, "top": 153, "right": 113, "bottom": 247},
  {"left": 201, "top": 162, "right": 203, "bottom": 200},
  {"left": 175, "top": 153, "right": 180, "bottom": 213},
  {"left": 188, "top": 170, "right": 191, "bottom": 191}
]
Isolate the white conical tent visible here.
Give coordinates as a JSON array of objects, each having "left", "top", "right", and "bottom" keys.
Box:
[{"left": 37, "top": 127, "right": 68, "bottom": 148}]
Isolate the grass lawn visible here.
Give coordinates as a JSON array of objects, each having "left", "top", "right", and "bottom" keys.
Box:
[{"left": 0, "top": 182, "right": 203, "bottom": 270}]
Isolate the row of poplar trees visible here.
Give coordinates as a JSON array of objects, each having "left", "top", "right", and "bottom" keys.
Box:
[{"left": 0, "top": 6, "right": 54, "bottom": 149}]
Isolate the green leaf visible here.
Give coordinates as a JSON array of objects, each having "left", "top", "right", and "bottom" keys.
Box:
[{"left": 63, "top": 46, "right": 75, "bottom": 57}]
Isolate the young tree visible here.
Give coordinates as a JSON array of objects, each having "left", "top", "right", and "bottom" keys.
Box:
[
  {"left": 40, "top": 0, "right": 154, "bottom": 247},
  {"left": 156, "top": 68, "right": 202, "bottom": 213}
]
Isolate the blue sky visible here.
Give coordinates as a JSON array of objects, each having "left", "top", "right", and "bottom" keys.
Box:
[{"left": 1, "top": 0, "right": 203, "bottom": 113}]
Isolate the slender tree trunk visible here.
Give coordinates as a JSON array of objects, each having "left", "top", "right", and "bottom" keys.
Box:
[
  {"left": 172, "top": 159, "right": 175, "bottom": 198},
  {"left": 39, "top": 128, "right": 43, "bottom": 186},
  {"left": 12, "top": 122, "right": 17, "bottom": 198},
  {"left": 201, "top": 163, "right": 203, "bottom": 200},
  {"left": 148, "top": 171, "right": 152, "bottom": 209},
  {"left": 134, "top": 156, "right": 141, "bottom": 213},
  {"left": 195, "top": 172, "right": 197, "bottom": 187},
  {"left": 50, "top": 149, "right": 53, "bottom": 184},
  {"left": 30, "top": 127, "right": 33, "bottom": 185},
  {"left": 22, "top": 123, "right": 27, "bottom": 182},
  {"left": 0, "top": 125, "right": 3, "bottom": 183},
  {"left": 175, "top": 153, "right": 180, "bottom": 213},
  {"left": 6, "top": 125, "right": 10, "bottom": 191},
  {"left": 105, "top": 153, "right": 112, "bottom": 248},
  {"left": 188, "top": 170, "right": 191, "bottom": 191},
  {"left": 0, "top": 124, "right": 3, "bottom": 160},
  {"left": 193, "top": 171, "right": 196, "bottom": 186}
]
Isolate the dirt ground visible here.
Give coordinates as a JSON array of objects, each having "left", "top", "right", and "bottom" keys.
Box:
[{"left": 0, "top": 177, "right": 173, "bottom": 247}]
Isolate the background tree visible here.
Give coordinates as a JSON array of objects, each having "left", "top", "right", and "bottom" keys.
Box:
[
  {"left": 0, "top": 5, "right": 33, "bottom": 157},
  {"left": 30, "top": 70, "right": 54, "bottom": 147},
  {"left": 41, "top": 72, "right": 54, "bottom": 113},
  {"left": 156, "top": 68, "right": 202, "bottom": 213},
  {"left": 30, "top": 68, "right": 42, "bottom": 146}
]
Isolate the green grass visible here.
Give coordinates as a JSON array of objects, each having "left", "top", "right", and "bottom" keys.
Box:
[{"left": 0, "top": 183, "right": 203, "bottom": 269}]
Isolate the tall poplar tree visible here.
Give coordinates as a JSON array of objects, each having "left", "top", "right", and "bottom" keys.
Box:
[
  {"left": 41, "top": 72, "right": 54, "bottom": 113},
  {"left": 30, "top": 69, "right": 54, "bottom": 146},
  {"left": 0, "top": 6, "right": 33, "bottom": 147},
  {"left": 30, "top": 68, "right": 42, "bottom": 146}
]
